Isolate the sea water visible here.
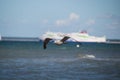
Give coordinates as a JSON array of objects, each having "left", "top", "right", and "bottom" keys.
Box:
[{"left": 0, "top": 41, "right": 120, "bottom": 80}]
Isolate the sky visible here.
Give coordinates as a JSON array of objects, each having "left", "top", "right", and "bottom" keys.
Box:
[{"left": 0, "top": 0, "right": 120, "bottom": 39}]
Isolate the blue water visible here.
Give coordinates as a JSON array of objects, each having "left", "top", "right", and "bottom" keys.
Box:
[{"left": 0, "top": 41, "right": 120, "bottom": 80}]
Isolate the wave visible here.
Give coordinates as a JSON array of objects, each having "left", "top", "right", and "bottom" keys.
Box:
[
  {"left": 1, "top": 55, "right": 120, "bottom": 65},
  {"left": 78, "top": 54, "right": 120, "bottom": 61},
  {"left": 93, "top": 58, "right": 120, "bottom": 61},
  {"left": 82, "top": 54, "right": 96, "bottom": 59},
  {"left": 78, "top": 54, "right": 96, "bottom": 59}
]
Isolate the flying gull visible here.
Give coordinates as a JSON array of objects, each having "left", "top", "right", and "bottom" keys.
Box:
[{"left": 43, "top": 36, "right": 70, "bottom": 49}]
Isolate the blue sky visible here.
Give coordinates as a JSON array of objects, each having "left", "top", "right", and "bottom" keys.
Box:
[{"left": 0, "top": 0, "right": 120, "bottom": 39}]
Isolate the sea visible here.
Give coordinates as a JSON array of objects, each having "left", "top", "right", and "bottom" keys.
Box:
[{"left": 0, "top": 38, "right": 120, "bottom": 80}]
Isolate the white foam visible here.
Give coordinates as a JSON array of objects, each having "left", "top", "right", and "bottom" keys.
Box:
[
  {"left": 83, "top": 54, "right": 95, "bottom": 59},
  {"left": 78, "top": 54, "right": 96, "bottom": 59}
]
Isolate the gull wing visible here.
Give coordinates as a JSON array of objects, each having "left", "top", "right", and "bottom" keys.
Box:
[
  {"left": 43, "top": 38, "right": 52, "bottom": 49},
  {"left": 60, "top": 36, "right": 70, "bottom": 43}
]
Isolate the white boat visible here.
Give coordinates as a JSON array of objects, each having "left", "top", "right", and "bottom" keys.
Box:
[
  {"left": 41, "top": 31, "right": 65, "bottom": 41},
  {"left": 69, "top": 31, "right": 106, "bottom": 42},
  {"left": 41, "top": 31, "right": 106, "bottom": 43}
]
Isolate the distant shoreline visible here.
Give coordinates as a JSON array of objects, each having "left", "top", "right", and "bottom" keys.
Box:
[
  {"left": 0, "top": 37, "right": 120, "bottom": 44},
  {"left": 1, "top": 37, "right": 40, "bottom": 42}
]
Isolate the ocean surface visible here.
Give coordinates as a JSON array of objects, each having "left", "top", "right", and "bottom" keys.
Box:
[{"left": 0, "top": 40, "right": 120, "bottom": 80}]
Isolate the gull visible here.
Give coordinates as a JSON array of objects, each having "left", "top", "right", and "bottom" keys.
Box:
[{"left": 43, "top": 36, "right": 70, "bottom": 49}]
